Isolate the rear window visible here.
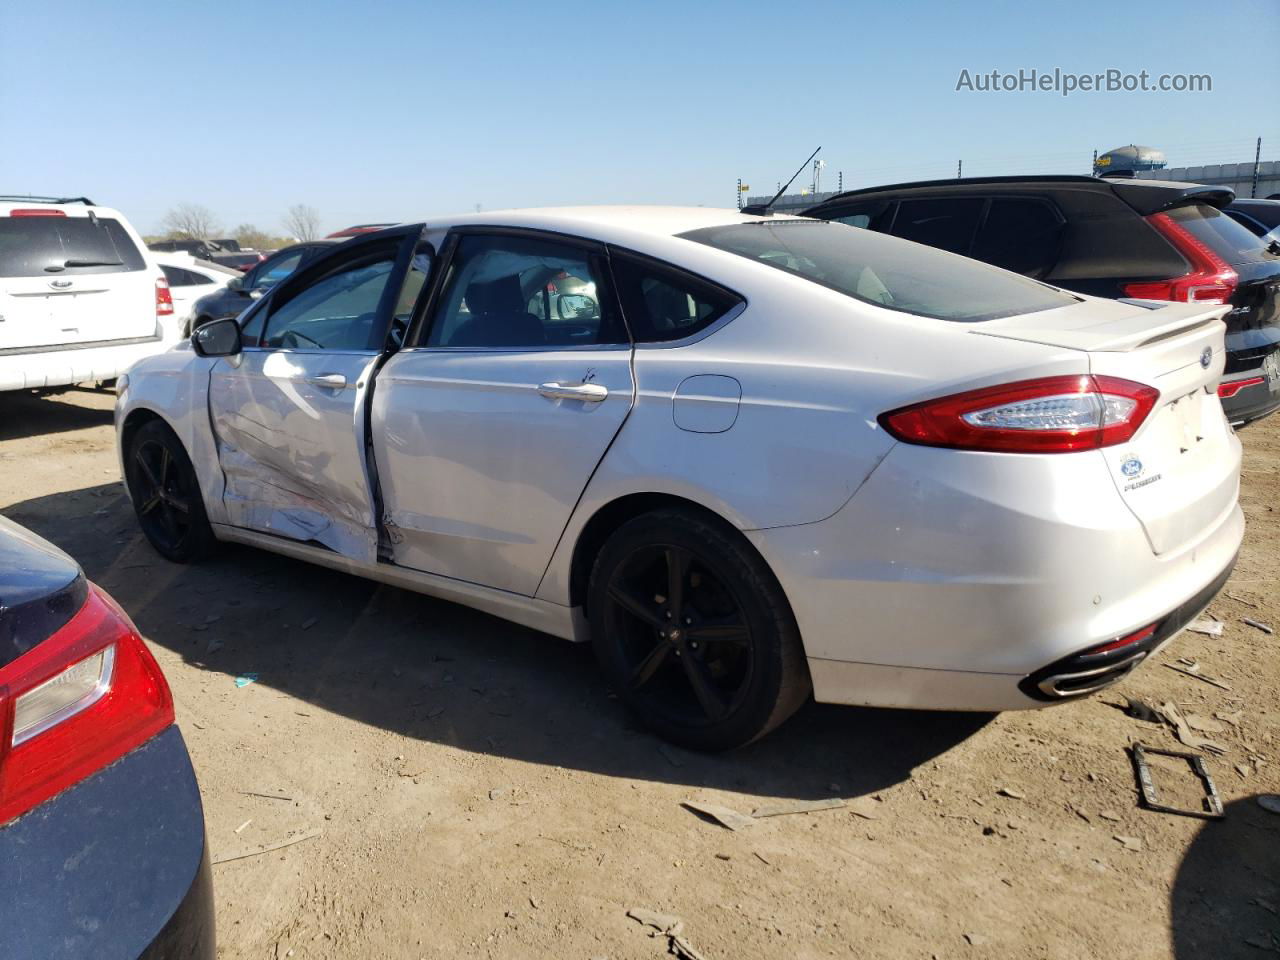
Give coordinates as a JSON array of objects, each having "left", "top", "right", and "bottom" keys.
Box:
[
  {"left": 680, "top": 220, "right": 1078, "bottom": 323},
  {"left": 1166, "top": 204, "right": 1275, "bottom": 266},
  {"left": 0, "top": 215, "right": 147, "bottom": 278}
]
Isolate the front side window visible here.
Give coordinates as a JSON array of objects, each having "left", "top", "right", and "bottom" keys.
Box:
[
  {"left": 610, "top": 251, "right": 741, "bottom": 342},
  {"left": 0, "top": 216, "right": 146, "bottom": 277},
  {"left": 427, "top": 234, "right": 624, "bottom": 348},
  {"left": 682, "top": 220, "right": 1077, "bottom": 323},
  {"left": 261, "top": 257, "right": 396, "bottom": 351}
]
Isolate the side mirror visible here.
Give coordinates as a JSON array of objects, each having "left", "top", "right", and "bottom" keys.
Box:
[
  {"left": 248, "top": 287, "right": 265, "bottom": 300},
  {"left": 227, "top": 275, "right": 244, "bottom": 292},
  {"left": 192, "top": 317, "right": 242, "bottom": 357}
]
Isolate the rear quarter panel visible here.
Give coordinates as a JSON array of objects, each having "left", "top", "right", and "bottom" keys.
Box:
[{"left": 536, "top": 258, "right": 1090, "bottom": 604}]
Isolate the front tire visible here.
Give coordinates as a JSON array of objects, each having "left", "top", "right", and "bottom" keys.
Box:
[
  {"left": 125, "top": 419, "right": 216, "bottom": 563},
  {"left": 588, "top": 508, "right": 810, "bottom": 751}
]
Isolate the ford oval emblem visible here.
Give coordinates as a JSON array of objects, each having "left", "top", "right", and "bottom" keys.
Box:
[
  {"left": 1200, "top": 347, "right": 1212, "bottom": 369},
  {"left": 1121, "top": 456, "right": 1143, "bottom": 478}
]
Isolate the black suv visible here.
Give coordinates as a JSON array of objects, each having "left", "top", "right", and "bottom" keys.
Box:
[
  {"left": 186, "top": 239, "right": 336, "bottom": 334},
  {"left": 804, "top": 176, "right": 1280, "bottom": 425}
]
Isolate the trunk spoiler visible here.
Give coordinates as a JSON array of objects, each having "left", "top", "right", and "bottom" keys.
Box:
[
  {"left": 1110, "top": 180, "right": 1235, "bottom": 215},
  {"left": 974, "top": 301, "right": 1230, "bottom": 353}
]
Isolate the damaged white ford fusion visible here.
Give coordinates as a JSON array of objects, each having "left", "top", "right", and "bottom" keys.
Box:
[{"left": 116, "top": 208, "right": 1242, "bottom": 750}]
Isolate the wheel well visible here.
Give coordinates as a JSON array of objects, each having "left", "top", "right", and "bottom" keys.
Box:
[
  {"left": 119, "top": 408, "right": 166, "bottom": 465},
  {"left": 568, "top": 493, "right": 742, "bottom": 610}
]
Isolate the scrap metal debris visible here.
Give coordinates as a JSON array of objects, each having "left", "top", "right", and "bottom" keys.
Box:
[
  {"left": 1184, "top": 713, "right": 1229, "bottom": 735},
  {"left": 681, "top": 801, "right": 755, "bottom": 832},
  {"left": 750, "top": 798, "right": 846, "bottom": 818},
  {"left": 1113, "top": 834, "right": 1144, "bottom": 852},
  {"left": 1131, "top": 744, "right": 1225, "bottom": 820},
  {"left": 1259, "top": 795, "right": 1280, "bottom": 816},
  {"left": 626, "top": 908, "right": 709, "bottom": 960},
  {"left": 1160, "top": 702, "right": 1227, "bottom": 755},
  {"left": 1186, "top": 619, "right": 1224, "bottom": 637},
  {"left": 846, "top": 797, "right": 882, "bottom": 820},
  {"left": 212, "top": 828, "right": 322, "bottom": 865},
  {"left": 996, "top": 787, "right": 1025, "bottom": 800},
  {"left": 1163, "top": 660, "right": 1231, "bottom": 691},
  {"left": 1241, "top": 618, "right": 1273, "bottom": 635}
]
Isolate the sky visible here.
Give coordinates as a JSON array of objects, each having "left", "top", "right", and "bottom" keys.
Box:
[{"left": 1, "top": 0, "right": 1276, "bottom": 237}]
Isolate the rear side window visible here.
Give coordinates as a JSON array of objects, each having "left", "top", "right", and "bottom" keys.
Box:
[
  {"left": 610, "top": 251, "right": 742, "bottom": 343},
  {"left": 1166, "top": 204, "right": 1276, "bottom": 266},
  {"left": 890, "top": 197, "right": 984, "bottom": 255},
  {"left": 0, "top": 216, "right": 146, "bottom": 277},
  {"left": 681, "top": 220, "right": 1078, "bottom": 323},
  {"left": 161, "top": 266, "right": 208, "bottom": 287},
  {"left": 971, "top": 198, "right": 1064, "bottom": 277}
]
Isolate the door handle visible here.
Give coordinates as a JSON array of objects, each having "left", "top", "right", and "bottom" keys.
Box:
[
  {"left": 305, "top": 373, "right": 348, "bottom": 389},
  {"left": 538, "top": 381, "right": 608, "bottom": 402}
]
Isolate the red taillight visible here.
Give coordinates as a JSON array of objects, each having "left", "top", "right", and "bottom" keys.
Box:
[
  {"left": 0, "top": 583, "right": 173, "bottom": 825},
  {"left": 7, "top": 208, "right": 67, "bottom": 217},
  {"left": 880, "top": 375, "right": 1160, "bottom": 454},
  {"left": 1123, "top": 211, "right": 1239, "bottom": 305},
  {"left": 1218, "top": 376, "right": 1265, "bottom": 399},
  {"left": 155, "top": 276, "right": 174, "bottom": 316},
  {"left": 1081, "top": 624, "right": 1156, "bottom": 657}
]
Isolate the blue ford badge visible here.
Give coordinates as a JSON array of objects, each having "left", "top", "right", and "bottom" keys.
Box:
[
  {"left": 1200, "top": 347, "right": 1212, "bottom": 369},
  {"left": 1121, "top": 456, "right": 1143, "bottom": 478}
]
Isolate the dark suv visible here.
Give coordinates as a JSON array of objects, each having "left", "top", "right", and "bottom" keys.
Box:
[
  {"left": 804, "top": 176, "right": 1280, "bottom": 425},
  {"left": 187, "top": 239, "right": 336, "bottom": 334}
]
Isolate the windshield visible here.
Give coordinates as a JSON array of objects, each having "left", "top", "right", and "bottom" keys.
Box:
[{"left": 679, "top": 219, "right": 1077, "bottom": 322}]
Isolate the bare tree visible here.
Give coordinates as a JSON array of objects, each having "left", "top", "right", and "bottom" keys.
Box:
[
  {"left": 283, "top": 204, "right": 321, "bottom": 241},
  {"left": 233, "top": 224, "right": 274, "bottom": 250},
  {"left": 161, "top": 203, "right": 220, "bottom": 240}
]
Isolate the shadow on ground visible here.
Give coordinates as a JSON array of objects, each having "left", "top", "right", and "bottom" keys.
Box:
[
  {"left": 1171, "top": 795, "right": 1280, "bottom": 958},
  {"left": 0, "top": 388, "right": 116, "bottom": 442},
  {"left": 6, "top": 483, "right": 991, "bottom": 800}
]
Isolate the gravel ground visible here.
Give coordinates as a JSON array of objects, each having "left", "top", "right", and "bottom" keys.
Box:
[{"left": 2, "top": 387, "right": 1277, "bottom": 960}]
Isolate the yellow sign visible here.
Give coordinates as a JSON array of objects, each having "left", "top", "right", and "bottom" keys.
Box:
[{"left": 739, "top": 184, "right": 750, "bottom": 191}]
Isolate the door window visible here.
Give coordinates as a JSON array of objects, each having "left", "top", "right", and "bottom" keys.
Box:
[
  {"left": 971, "top": 198, "right": 1064, "bottom": 277},
  {"left": 610, "top": 252, "right": 742, "bottom": 342},
  {"left": 891, "top": 197, "right": 985, "bottom": 255},
  {"left": 426, "top": 234, "right": 623, "bottom": 348},
  {"left": 261, "top": 257, "right": 396, "bottom": 351}
]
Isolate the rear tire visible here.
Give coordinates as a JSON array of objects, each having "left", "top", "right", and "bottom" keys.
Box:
[
  {"left": 588, "top": 508, "right": 810, "bottom": 751},
  {"left": 125, "top": 419, "right": 216, "bottom": 563}
]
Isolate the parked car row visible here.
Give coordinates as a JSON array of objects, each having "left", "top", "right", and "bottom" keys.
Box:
[
  {"left": 3, "top": 180, "right": 1275, "bottom": 960},
  {"left": 801, "top": 178, "right": 1280, "bottom": 425}
]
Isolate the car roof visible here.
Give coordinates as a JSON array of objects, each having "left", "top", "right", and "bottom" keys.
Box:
[
  {"left": 803, "top": 175, "right": 1235, "bottom": 216},
  {"left": 409, "top": 206, "right": 790, "bottom": 245}
]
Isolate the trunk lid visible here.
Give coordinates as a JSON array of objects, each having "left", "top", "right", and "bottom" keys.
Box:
[{"left": 978, "top": 298, "right": 1238, "bottom": 555}]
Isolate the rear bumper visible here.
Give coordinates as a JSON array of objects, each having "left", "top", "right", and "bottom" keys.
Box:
[
  {"left": 0, "top": 332, "right": 174, "bottom": 391},
  {"left": 0, "top": 726, "right": 214, "bottom": 960},
  {"left": 747, "top": 441, "right": 1244, "bottom": 711},
  {"left": 1220, "top": 353, "right": 1280, "bottom": 425}
]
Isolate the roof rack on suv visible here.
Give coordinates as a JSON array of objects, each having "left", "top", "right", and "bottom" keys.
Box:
[{"left": 0, "top": 195, "right": 97, "bottom": 206}]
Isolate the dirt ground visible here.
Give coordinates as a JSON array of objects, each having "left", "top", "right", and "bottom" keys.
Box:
[{"left": 2, "top": 388, "right": 1278, "bottom": 960}]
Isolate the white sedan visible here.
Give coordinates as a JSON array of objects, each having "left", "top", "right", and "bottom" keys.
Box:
[
  {"left": 115, "top": 207, "right": 1242, "bottom": 749},
  {"left": 149, "top": 252, "right": 239, "bottom": 337}
]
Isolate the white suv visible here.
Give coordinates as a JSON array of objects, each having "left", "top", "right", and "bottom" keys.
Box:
[{"left": 0, "top": 196, "right": 176, "bottom": 391}]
